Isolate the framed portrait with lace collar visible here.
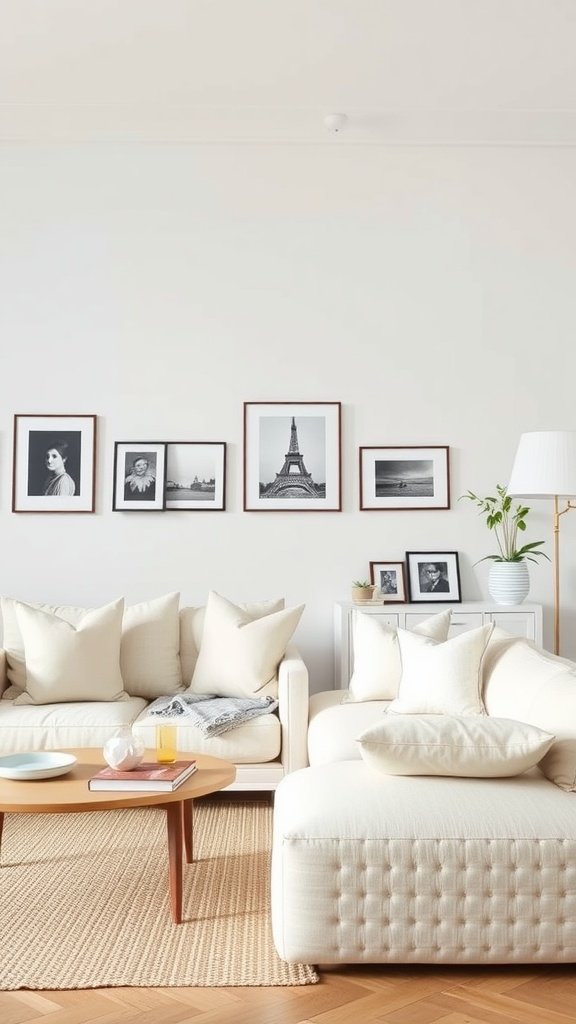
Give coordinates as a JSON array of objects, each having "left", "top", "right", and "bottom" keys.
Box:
[{"left": 113, "top": 442, "right": 167, "bottom": 511}]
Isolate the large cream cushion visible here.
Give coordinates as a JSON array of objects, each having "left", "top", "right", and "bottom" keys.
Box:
[
  {"left": 1, "top": 592, "right": 183, "bottom": 700},
  {"left": 347, "top": 609, "right": 452, "bottom": 702},
  {"left": 483, "top": 631, "right": 576, "bottom": 791},
  {"left": 178, "top": 597, "right": 286, "bottom": 685},
  {"left": 12, "top": 599, "right": 126, "bottom": 705},
  {"left": 190, "top": 591, "right": 304, "bottom": 698},
  {"left": 387, "top": 623, "right": 494, "bottom": 716}
]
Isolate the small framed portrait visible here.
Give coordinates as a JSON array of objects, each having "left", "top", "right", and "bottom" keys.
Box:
[
  {"left": 12, "top": 414, "right": 97, "bottom": 513},
  {"left": 359, "top": 445, "right": 450, "bottom": 510},
  {"left": 243, "top": 401, "right": 341, "bottom": 511},
  {"left": 113, "top": 442, "right": 167, "bottom": 511},
  {"left": 369, "top": 560, "right": 407, "bottom": 603},
  {"left": 406, "top": 551, "right": 461, "bottom": 603},
  {"left": 165, "top": 442, "right": 226, "bottom": 511}
]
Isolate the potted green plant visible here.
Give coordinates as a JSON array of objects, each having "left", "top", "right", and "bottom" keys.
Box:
[
  {"left": 460, "top": 484, "right": 549, "bottom": 605},
  {"left": 351, "top": 579, "right": 376, "bottom": 603}
]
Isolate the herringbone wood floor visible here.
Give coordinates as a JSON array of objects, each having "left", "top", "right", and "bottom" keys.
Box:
[{"left": 2, "top": 965, "right": 576, "bottom": 1023}]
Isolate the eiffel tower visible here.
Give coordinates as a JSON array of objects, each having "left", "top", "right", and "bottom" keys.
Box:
[{"left": 263, "top": 417, "right": 319, "bottom": 498}]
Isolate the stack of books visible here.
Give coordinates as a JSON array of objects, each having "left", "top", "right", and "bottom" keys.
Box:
[{"left": 88, "top": 759, "right": 197, "bottom": 792}]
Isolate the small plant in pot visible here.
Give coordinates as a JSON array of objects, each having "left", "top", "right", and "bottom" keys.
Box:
[
  {"left": 460, "top": 484, "right": 549, "bottom": 605},
  {"left": 351, "top": 579, "right": 376, "bottom": 603}
]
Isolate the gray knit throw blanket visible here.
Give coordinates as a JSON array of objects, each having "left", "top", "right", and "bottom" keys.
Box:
[{"left": 147, "top": 692, "right": 279, "bottom": 737}]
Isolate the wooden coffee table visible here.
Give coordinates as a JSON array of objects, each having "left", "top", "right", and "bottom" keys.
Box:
[{"left": 0, "top": 748, "right": 235, "bottom": 923}]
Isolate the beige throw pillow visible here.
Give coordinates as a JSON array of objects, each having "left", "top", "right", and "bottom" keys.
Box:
[
  {"left": 13, "top": 598, "right": 126, "bottom": 705},
  {"left": 2, "top": 592, "right": 182, "bottom": 700},
  {"left": 387, "top": 622, "right": 494, "bottom": 716},
  {"left": 179, "top": 597, "right": 285, "bottom": 685},
  {"left": 189, "top": 591, "right": 304, "bottom": 698},
  {"left": 358, "top": 714, "right": 555, "bottom": 777},
  {"left": 347, "top": 609, "right": 452, "bottom": 701}
]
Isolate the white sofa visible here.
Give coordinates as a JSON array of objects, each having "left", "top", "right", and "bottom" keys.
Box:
[
  {"left": 272, "top": 622, "right": 576, "bottom": 964},
  {"left": 0, "top": 592, "right": 309, "bottom": 791}
]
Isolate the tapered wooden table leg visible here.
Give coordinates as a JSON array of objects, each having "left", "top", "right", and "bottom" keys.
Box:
[
  {"left": 164, "top": 801, "right": 183, "bottom": 923},
  {"left": 182, "top": 799, "right": 193, "bottom": 863}
]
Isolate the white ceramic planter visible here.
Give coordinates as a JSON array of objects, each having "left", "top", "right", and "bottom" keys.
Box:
[{"left": 488, "top": 560, "right": 530, "bottom": 606}]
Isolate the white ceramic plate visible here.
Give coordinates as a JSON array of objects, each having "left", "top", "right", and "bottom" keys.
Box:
[{"left": 0, "top": 752, "right": 77, "bottom": 781}]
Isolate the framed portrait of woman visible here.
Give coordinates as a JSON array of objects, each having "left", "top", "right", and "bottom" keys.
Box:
[{"left": 12, "top": 414, "right": 97, "bottom": 513}]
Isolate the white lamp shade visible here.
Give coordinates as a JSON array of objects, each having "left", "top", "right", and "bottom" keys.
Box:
[{"left": 508, "top": 431, "right": 576, "bottom": 498}]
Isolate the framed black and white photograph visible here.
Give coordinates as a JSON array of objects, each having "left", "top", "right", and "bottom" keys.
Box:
[
  {"left": 369, "top": 560, "right": 407, "bottom": 603},
  {"left": 359, "top": 445, "right": 450, "bottom": 510},
  {"left": 406, "top": 551, "right": 461, "bottom": 603},
  {"left": 243, "top": 401, "right": 341, "bottom": 511},
  {"left": 113, "top": 442, "right": 167, "bottom": 511},
  {"left": 165, "top": 442, "right": 226, "bottom": 511},
  {"left": 12, "top": 414, "right": 97, "bottom": 513}
]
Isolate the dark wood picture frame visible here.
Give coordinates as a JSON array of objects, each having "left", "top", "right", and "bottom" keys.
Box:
[
  {"left": 12, "top": 413, "right": 97, "bottom": 513},
  {"left": 243, "top": 401, "right": 342, "bottom": 511},
  {"left": 164, "top": 442, "right": 227, "bottom": 511},
  {"left": 359, "top": 445, "right": 450, "bottom": 510},
  {"left": 406, "top": 551, "right": 462, "bottom": 603}
]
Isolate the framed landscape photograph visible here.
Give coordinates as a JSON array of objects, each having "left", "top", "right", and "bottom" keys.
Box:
[
  {"left": 165, "top": 442, "right": 226, "bottom": 511},
  {"left": 369, "top": 560, "right": 407, "bottom": 603},
  {"left": 359, "top": 445, "right": 450, "bottom": 510},
  {"left": 12, "top": 414, "right": 97, "bottom": 513},
  {"left": 113, "top": 442, "right": 167, "bottom": 511},
  {"left": 406, "top": 551, "right": 461, "bottom": 603},
  {"left": 243, "top": 401, "right": 341, "bottom": 511}
]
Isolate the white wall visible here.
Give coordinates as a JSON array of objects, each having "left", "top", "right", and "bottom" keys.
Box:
[{"left": 2, "top": 142, "right": 576, "bottom": 690}]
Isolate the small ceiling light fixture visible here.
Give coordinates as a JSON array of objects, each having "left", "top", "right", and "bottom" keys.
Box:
[{"left": 323, "top": 112, "right": 348, "bottom": 133}]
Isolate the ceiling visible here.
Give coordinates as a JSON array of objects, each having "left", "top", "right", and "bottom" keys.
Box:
[{"left": 2, "top": 0, "right": 576, "bottom": 143}]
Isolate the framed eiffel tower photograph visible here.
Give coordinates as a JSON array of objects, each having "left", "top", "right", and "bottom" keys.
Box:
[{"left": 243, "top": 401, "right": 342, "bottom": 511}]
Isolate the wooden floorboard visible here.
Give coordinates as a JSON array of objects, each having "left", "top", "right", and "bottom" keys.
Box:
[{"left": 2, "top": 966, "right": 576, "bottom": 1024}]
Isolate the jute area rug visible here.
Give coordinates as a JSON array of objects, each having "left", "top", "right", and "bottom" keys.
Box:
[{"left": 0, "top": 798, "right": 318, "bottom": 990}]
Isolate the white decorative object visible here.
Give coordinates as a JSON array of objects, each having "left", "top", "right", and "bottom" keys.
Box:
[
  {"left": 103, "top": 727, "right": 145, "bottom": 771},
  {"left": 488, "top": 560, "right": 530, "bottom": 606}
]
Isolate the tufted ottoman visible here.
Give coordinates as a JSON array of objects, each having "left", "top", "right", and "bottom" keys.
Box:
[{"left": 271, "top": 761, "right": 576, "bottom": 966}]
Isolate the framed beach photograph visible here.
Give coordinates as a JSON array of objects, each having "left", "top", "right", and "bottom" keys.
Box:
[
  {"left": 406, "top": 551, "right": 461, "bottom": 603},
  {"left": 369, "top": 560, "right": 407, "bottom": 603},
  {"left": 113, "top": 442, "right": 167, "bottom": 511},
  {"left": 243, "top": 401, "right": 341, "bottom": 511},
  {"left": 359, "top": 445, "right": 450, "bottom": 510},
  {"left": 165, "top": 442, "right": 226, "bottom": 511},
  {"left": 12, "top": 414, "right": 97, "bottom": 513}
]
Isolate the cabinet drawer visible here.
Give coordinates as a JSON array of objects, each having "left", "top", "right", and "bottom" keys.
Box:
[
  {"left": 405, "top": 611, "right": 483, "bottom": 636},
  {"left": 486, "top": 611, "right": 536, "bottom": 640}
]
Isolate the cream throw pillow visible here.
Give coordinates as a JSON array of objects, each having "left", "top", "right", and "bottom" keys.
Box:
[
  {"left": 387, "top": 622, "right": 494, "bottom": 716},
  {"left": 189, "top": 591, "right": 304, "bottom": 698},
  {"left": 13, "top": 598, "right": 126, "bottom": 705},
  {"left": 347, "top": 609, "right": 452, "bottom": 701},
  {"left": 483, "top": 633, "right": 576, "bottom": 791},
  {"left": 121, "top": 592, "right": 182, "bottom": 698},
  {"left": 358, "top": 714, "right": 555, "bottom": 777},
  {"left": 2, "top": 592, "right": 182, "bottom": 700},
  {"left": 179, "top": 597, "right": 285, "bottom": 685}
]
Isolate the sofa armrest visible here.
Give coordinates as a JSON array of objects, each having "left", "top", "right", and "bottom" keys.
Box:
[
  {"left": 0, "top": 649, "right": 7, "bottom": 697},
  {"left": 277, "top": 644, "right": 309, "bottom": 775}
]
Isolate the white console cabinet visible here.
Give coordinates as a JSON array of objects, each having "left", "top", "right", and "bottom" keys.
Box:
[{"left": 334, "top": 601, "right": 543, "bottom": 690}]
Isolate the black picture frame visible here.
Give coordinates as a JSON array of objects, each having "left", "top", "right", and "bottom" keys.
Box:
[
  {"left": 360, "top": 445, "right": 450, "bottom": 510},
  {"left": 406, "top": 551, "right": 461, "bottom": 603},
  {"left": 165, "top": 442, "right": 226, "bottom": 511},
  {"left": 113, "top": 442, "right": 167, "bottom": 511}
]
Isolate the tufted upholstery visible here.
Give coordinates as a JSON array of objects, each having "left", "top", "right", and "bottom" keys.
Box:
[{"left": 272, "top": 762, "right": 576, "bottom": 964}]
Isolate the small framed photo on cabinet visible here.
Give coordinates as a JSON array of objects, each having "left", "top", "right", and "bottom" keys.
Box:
[
  {"left": 113, "top": 442, "right": 167, "bottom": 511},
  {"left": 406, "top": 551, "right": 461, "bottom": 603},
  {"left": 369, "top": 561, "right": 407, "bottom": 603}
]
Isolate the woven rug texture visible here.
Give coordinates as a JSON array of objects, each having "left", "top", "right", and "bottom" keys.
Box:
[{"left": 0, "top": 799, "right": 318, "bottom": 989}]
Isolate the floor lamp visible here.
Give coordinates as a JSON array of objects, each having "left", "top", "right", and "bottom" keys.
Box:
[{"left": 507, "top": 430, "right": 576, "bottom": 656}]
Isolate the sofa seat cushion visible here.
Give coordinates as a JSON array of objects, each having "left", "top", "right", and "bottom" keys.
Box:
[
  {"left": 271, "top": 762, "right": 576, "bottom": 965},
  {"left": 308, "top": 690, "right": 390, "bottom": 765},
  {"left": 0, "top": 696, "right": 147, "bottom": 752},
  {"left": 132, "top": 706, "right": 280, "bottom": 763}
]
